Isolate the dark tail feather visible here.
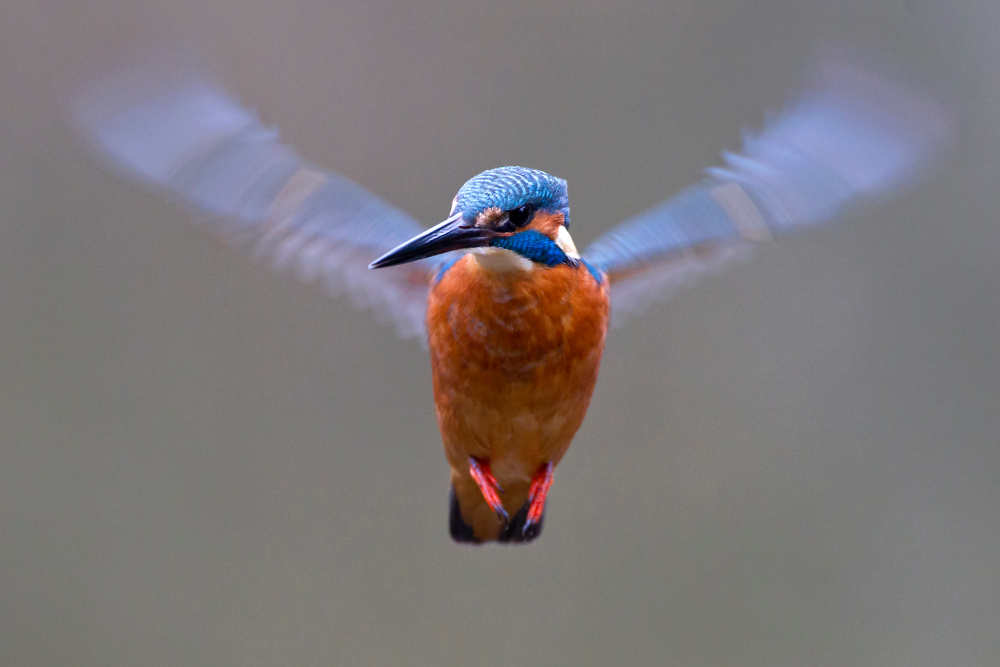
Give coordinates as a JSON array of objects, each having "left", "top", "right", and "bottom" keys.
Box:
[
  {"left": 448, "top": 485, "right": 544, "bottom": 544},
  {"left": 448, "top": 486, "right": 480, "bottom": 543}
]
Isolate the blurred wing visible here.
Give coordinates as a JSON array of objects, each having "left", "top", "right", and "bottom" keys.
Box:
[
  {"left": 583, "top": 53, "right": 954, "bottom": 327},
  {"left": 69, "top": 58, "right": 439, "bottom": 339}
]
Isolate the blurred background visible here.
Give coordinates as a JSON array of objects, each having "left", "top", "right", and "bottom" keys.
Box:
[{"left": 2, "top": 1, "right": 998, "bottom": 665}]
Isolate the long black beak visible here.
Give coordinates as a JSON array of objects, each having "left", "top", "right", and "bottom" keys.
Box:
[{"left": 369, "top": 213, "right": 494, "bottom": 269}]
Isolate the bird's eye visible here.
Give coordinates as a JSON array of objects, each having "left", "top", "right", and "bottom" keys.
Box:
[{"left": 507, "top": 204, "right": 535, "bottom": 228}]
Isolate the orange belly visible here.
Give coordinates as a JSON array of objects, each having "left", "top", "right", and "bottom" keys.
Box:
[{"left": 426, "top": 254, "right": 610, "bottom": 540}]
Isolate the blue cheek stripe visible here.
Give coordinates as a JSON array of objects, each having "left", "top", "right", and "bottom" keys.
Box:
[
  {"left": 489, "top": 230, "right": 574, "bottom": 267},
  {"left": 435, "top": 231, "right": 596, "bottom": 277}
]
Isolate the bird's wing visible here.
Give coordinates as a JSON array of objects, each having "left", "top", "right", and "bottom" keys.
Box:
[
  {"left": 69, "top": 58, "right": 439, "bottom": 339},
  {"left": 582, "top": 54, "right": 954, "bottom": 327}
]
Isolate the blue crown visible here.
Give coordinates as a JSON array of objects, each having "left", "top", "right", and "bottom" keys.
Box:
[{"left": 454, "top": 166, "right": 570, "bottom": 227}]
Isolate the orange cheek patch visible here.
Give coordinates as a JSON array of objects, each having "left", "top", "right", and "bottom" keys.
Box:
[{"left": 525, "top": 211, "right": 565, "bottom": 239}]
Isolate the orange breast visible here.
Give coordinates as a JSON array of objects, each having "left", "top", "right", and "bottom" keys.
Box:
[{"left": 427, "top": 254, "right": 610, "bottom": 532}]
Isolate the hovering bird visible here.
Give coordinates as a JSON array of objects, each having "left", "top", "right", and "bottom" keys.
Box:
[{"left": 71, "top": 51, "right": 951, "bottom": 543}]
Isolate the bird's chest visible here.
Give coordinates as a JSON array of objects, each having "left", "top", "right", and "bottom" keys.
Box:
[{"left": 426, "top": 255, "right": 609, "bottom": 472}]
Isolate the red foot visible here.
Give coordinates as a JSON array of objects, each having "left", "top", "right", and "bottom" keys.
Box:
[
  {"left": 469, "top": 457, "right": 508, "bottom": 524},
  {"left": 524, "top": 462, "right": 554, "bottom": 535}
]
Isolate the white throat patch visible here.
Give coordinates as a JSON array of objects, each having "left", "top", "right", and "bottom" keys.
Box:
[
  {"left": 469, "top": 247, "right": 534, "bottom": 272},
  {"left": 555, "top": 226, "right": 580, "bottom": 259}
]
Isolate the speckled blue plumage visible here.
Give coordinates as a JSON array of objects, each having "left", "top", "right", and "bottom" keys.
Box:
[{"left": 455, "top": 166, "right": 570, "bottom": 226}]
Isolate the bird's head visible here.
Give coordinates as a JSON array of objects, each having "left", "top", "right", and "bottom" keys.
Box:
[{"left": 369, "top": 166, "right": 578, "bottom": 269}]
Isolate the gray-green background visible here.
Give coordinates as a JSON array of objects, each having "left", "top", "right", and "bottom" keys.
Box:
[{"left": 3, "top": 1, "right": 999, "bottom": 665}]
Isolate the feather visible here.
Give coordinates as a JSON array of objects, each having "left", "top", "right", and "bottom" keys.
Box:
[
  {"left": 582, "top": 51, "right": 954, "bottom": 327},
  {"left": 69, "top": 55, "right": 441, "bottom": 339}
]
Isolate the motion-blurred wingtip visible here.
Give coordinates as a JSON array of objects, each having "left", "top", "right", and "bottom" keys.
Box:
[
  {"left": 66, "top": 46, "right": 247, "bottom": 181},
  {"left": 802, "top": 44, "right": 959, "bottom": 188}
]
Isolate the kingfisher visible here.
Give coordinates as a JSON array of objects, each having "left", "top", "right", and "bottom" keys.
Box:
[{"left": 70, "top": 52, "right": 952, "bottom": 543}]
